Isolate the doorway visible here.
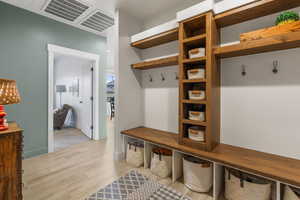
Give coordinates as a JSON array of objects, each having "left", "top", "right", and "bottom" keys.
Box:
[{"left": 48, "top": 44, "right": 101, "bottom": 153}]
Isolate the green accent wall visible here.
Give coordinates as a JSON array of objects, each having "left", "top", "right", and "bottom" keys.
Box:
[{"left": 0, "top": 2, "right": 107, "bottom": 158}]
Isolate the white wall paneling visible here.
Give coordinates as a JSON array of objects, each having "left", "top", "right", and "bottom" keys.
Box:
[{"left": 220, "top": 7, "right": 300, "bottom": 160}]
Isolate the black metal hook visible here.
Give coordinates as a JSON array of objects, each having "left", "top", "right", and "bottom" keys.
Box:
[
  {"left": 161, "top": 73, "right": 165, "bottom": 81},
  {"left": 241, "top": 65, "right": 246, "bottom": 76},
  {"left": 273, "top": 60, "right": 279, "bottom": 74},
  {"left": 149, "top": 74, "right": 153, "bottom": 82}
]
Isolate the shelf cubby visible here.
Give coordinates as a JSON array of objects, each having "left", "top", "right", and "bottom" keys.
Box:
[{"left": 131, "top": 55, "right": 178, "bottom": 70}]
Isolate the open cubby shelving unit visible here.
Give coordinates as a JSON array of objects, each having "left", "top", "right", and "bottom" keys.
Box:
[
  {"left": 178, "top": 12, "right": 220, "bottom": 151},
  {"left": 126, "top": 0, "right": 300, "bottom": 197}
]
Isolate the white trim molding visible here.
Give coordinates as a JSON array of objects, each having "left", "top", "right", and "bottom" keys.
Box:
[{"left": 47, "top": 44, "right": 101, "bottom": 153}]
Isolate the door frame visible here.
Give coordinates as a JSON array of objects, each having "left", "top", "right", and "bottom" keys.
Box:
[{"left": 47, "top": 44, "right": 100, "bottom": 153}]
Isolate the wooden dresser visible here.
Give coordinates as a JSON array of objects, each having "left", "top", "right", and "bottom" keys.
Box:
[{"left": 0, "top": 122, "right": 23, "bottom": 200}]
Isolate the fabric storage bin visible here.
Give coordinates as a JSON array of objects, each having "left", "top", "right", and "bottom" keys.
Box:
[
  {"left": 284, "top": 186, "right": 300, "bottom": 200},
  {"left": 189, "top": 111, "right": 205, "bottom": 122},
  {"left": 187, "top": 69, "right": 205, "bottom": 80},
  {"left": 188, "top": 48, "right": 205, "bottom": 59},
  {"left": 188, "top": 90, "right": 205, "bottom": 100},
  {"left": 126, "top": 141, "right": 144, "bottom": 167},
  {"left": 225, "top": 168, "right": 272, "bottom": 200},
  {"left": 183, "top": 156, "right": 213, "bottom": 192},
  {"left": 150, "top": 147, "right": 172, "bottom": 178},
  {"left": 188, "top": 126, "right": 205, "bottom": 142}
]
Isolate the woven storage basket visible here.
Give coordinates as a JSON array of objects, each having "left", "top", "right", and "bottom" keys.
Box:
[
  {"left": 150, "top": 148, "right": 172, "bottom": 178},
  {"left": 284, "top": 186, "right": 300, "bottom": 200},
  {"left": 225, "top": 168, "right": 272, "bottom": 200},
  {"left": 126, "top": 141, "right": 144, "bottom": 167},
  {"left": 183, "top": 156, "right": 212, "bottom": 192},
  {"left": 188, "top": 126, "right": 205, "bottom": 142},
  {"left": 189, "top": 111, "right": 205, "bottom": 122},
  {"left": 188, "top": 90, "right": 205, "bottom": 100},
  {"left": 187, "top": 69, "right": 205, "bottom": 80},
  {"left": 188, "top": 48, "right": 205, "bottom": 59}
]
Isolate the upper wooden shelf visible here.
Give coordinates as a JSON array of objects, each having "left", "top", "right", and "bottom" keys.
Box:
[
  {"left": 214, "top": 31, "right": 300, "bottom": 58},
  {"left": 131, "top": 28, "right": 179, "bottom": 49},
  {"left": 132, "top": 55, "right": 178, "bottom": 70},
  {"left": 122, "top": 127, "right": 300, "bottom": 187},
  {"left": 214, "top": 0, "right": 300, "bottom": 28}
]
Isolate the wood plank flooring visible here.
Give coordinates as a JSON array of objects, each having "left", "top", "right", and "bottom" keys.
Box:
[{"left": 23, "top": 119, "right": 214, "bottom": 200}]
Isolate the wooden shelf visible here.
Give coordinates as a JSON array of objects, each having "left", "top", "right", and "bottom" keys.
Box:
[
  {"left": 182, "top": 57, "right": 206, "bottom": 64},
  {"left": 214, "top": 0, "right": 300, "bottom": 28},
  {"left": 132, "top": 55, "right": 178, "bottom": 70},
  {"left": 182, "top": 79, "right": 206, "bottom": 83},
  {"left": 214, "top": 31, "right": 300, "bottom": 58},
  {"left": 182, "top": 99, "right": 207, "bottom": 104},
  {"left": 182, "top": 119, "right": 207, "bottom": 126},
  {"left": 183, "top": 34, "right": 206, "bottom": 47},
  {"left": 121, "top": 127, "right": 300, "bottom": 187},
  {"left": 131, "top": 28, "right": 179, "bottom": 49}
]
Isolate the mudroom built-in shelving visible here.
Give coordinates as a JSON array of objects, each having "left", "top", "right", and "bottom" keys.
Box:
[
  {"left": 178, "top": 12, "right": 220, "bottom": 152},
  {"left": 124, "top": 0, "right": 300, "bottom": 198}
]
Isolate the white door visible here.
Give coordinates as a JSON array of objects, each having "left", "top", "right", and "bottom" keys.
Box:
[{"left": 80, "top": 63, "right": 93, "bottom": 139}]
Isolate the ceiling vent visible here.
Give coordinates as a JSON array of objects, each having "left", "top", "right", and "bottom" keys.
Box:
[
  {"left": 44, "top": 0, "right": 89, "bottom": 22},
  {"left": 81, "top": 11, "right": 114, "bottom": 32}
]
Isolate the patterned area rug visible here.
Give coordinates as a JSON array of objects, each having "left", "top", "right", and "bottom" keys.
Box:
[{"left": 86, "top": 170, "right": 191, "bottom": 200}]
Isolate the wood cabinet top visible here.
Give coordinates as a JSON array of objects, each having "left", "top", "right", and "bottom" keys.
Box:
[{"left": 0, "top": 122, "right": 22, "bottom": 136}]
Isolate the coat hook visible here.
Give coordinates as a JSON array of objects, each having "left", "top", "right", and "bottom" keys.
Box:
[
  {"left": 175, "top": 72, "right": 179, "bottom": 80},
  {"left": 241, "top": 65, "right": 246, "bottom": 76},
  {"left": 273, "top": 60, "right": 279, "bottom": 74},
  {"left": 161, "top": 73, "right": 165, "bottom": 81},
  {"left": 149, "top": 74, "right": 153, "bottom": 82}
]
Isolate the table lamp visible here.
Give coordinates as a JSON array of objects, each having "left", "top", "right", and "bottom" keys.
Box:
[{"left": 0, "top": 79, "right": 21, "bottom": 131}]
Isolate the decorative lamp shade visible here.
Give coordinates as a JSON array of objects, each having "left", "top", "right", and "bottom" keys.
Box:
[
  {"left": 0, "top": 79, "right": 21, "bottom": 105},
  {"left": 56, "top": 85, "right": 67, "bottom": 93}
]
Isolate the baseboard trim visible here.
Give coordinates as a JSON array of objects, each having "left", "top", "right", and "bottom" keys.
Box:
[
  {"left": 114, "top": 151, "right": 125, "bottom": 161},
  {"left": 23, "top": 147, "right": 48, "bottom": 159}
]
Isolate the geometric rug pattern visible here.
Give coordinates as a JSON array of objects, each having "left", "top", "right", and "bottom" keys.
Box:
[{"left": 86, "top": 170, "right": 191, "bottom": 200}]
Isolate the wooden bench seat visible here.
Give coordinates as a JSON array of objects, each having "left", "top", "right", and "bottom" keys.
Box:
[{"left": 122, "top": 127, "right": 300, "bottom": 187}]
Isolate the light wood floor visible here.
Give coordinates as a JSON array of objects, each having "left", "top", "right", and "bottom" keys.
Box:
[
  {"left": 23, "top": 119, "right": 214, "bottom": 200},
  {"left": 54, "top": 128, "right": 90, "bottom": 151}
]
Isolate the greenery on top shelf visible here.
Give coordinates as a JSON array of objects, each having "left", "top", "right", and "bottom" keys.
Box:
[{"left": 276, "top": 11, "right": 299, "bottom": 25}]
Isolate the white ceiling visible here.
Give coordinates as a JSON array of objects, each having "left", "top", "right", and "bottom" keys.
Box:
[
  {"left": 1, "top": 0, "right": 203, "bottom": 36},
  {"left": 0, "top": 0, "right": 117, "bottom": 36},
  {"left": 117, "top": 0, "right": 204, "bottom": 22}
]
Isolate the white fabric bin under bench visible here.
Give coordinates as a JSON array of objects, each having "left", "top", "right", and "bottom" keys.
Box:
[
  {"left": 183, "top": 156, "right": 213, "bottom": 193},
  {"left": 225, "top": 168, "right": 272, "bottom": 200},
  {"left": 284, "top": 186, "right": 300, "bottom": 200},
  {"left": 126, "top": 141, "right": 144, "bottom": 167},
  {"left": 150, "top": 148, "right": 172, "bottom": 178}
]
